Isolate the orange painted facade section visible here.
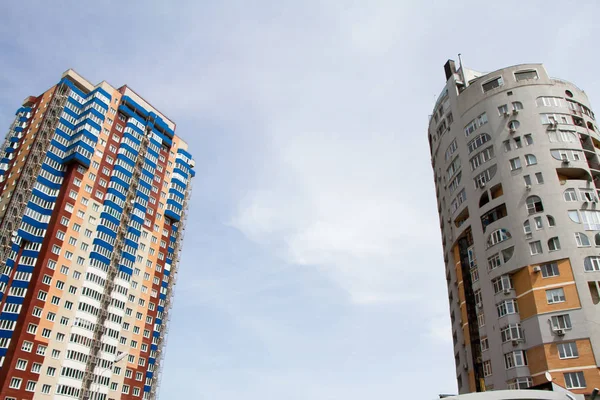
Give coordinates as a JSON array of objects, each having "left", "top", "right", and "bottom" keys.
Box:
[{"left": 514, "top": 259, "right": 580, "bottom": 320}]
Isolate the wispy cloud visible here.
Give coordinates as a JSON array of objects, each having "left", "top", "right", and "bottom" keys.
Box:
[{"left": 2, "top": 1, "right": 600, "bottom": 399}]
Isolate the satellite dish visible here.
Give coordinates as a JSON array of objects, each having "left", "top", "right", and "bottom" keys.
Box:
[
  {"left": 545, "top": 371, "right": 553, "bottom": 382},
  {"left": 11, "top": 231, "right": 17, "bottom": 237}
]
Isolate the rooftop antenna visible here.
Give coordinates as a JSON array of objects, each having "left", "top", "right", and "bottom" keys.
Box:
[{"left": 458, "top": 53, "right": 468, "bottom": 88}]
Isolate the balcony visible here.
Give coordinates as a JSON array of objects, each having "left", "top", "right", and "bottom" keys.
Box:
[{"left": 588, "top": 161, "right": 600, "bottom": 173}]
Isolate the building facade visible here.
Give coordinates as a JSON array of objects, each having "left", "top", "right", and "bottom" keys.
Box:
[
  {"left": 0, "top": 69, "right": 194, "bottom": 399},
  {"left": 428, "top": 61, "right": 600, "bottom": 396}
]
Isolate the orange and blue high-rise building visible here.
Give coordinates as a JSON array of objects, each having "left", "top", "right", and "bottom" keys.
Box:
[{"left": 0, "top": 69, "right": 194, "bottom": 399}]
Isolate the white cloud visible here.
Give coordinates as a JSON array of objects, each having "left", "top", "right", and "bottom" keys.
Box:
[{"left": 231, "top": 129, "right": 443, "bottom": 304}]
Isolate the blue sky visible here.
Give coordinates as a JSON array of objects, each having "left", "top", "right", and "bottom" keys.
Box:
[{"left": 1, "top": 1, "right": 600, "bottom": 399}]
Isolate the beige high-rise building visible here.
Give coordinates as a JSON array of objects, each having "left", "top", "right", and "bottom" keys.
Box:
[{"left": 428, "top": 60, "right": 600, "bottom": 396}]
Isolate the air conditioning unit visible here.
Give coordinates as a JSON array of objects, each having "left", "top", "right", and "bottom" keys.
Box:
[
  {"left": 476, "top": 302, "right": 483, "bottom": 308},
  {"left": 533, "top": 266, "right": 541, "bottom": 273},
  {"left": 509, "top": 128, "right": 516, "bottom": 134},
  {"left": 562, "top": 159, "right": 570, "bottom": 164},
  {"left": 503, "top": 288, "right": 511, "bottom": 295},
  {"left": 555, "top": 329, "right": 565, "bottom": 336},
  {"left": 463, "top": 363, "right": 468, "bottom": 370},
  {"left": 512, "top": 339, "right": 520, "bottom": 346},
  {"left": 525, "top": 184, "right": 532, "bottom": 191},
  {"left": 480, "top": 182, "right": 486, "bottom": 188},
  {"left": 503, "top": 112, "right": 511, "bottom": 117},
  {"left": 512, "top": 109, "right": 519, "bottom": 115}
]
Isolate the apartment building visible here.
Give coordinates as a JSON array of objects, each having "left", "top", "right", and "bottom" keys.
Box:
[
  {"left": 428, "top": 60, "right": 600, "bottom": 396},
  {"left": 0, "top": 69, "right": 194, "bottom": 399}
]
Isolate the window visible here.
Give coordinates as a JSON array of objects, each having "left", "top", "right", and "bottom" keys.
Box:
[
  {"left": 498, "top": 104, "right": 509, "bottom": 115},
  {"left": 508, "top": 377, "right": 533, "bottom": 390},
  {"left": 548, "top": 237, "right": 560, "bottom": 251},
  {"left": 526, "top": 196, "right": 543, "bottom": 215},
  {"left": 41, "top": 384, "right": 51, "bottom": 394},
  {"left": 564, "top": 188, "right": 578, "bottom": 202},
  {"left": 575, "top": 232, "right": 591, "bottom": 247},
  {"left": 36, "top": 345, "right": 46, "bottom": 356},
  {"left": 541, "top": 262, "right": 559, "bottom": 277},
  {"left": 22, "top": 341, "right": 33, "bottom": 352},
  {"left": 508, "top": 120, "right": 520, "bottom": 130},
  {"left": 464, "top": 113, "right": 488, "bottom": 136},
  {"left": 25, "top": 380, "right": 36, "bottom": 392},
  {"left": 446, "top": 157, "right": 461, "bottom": 180},
  {"left": 547, "top": 288, "right": 566, "bottom": 304},
  {"left": 31, "top": 362, "right": 41, "bottom": 373},
  {"left": 27, "top": 323, "right": 37, "bottom": 334},
  {"left": 558, "top": 342, "right": 579, "bottom": 359},
  {"left": 582, "top": 190, "right": 597, "bottom": 202},
  {"left": 585, "top": 256, "right": 600, "bottom": 272},
  {"left": 529, "top": 241, "right": 542, "bottom": 255},
  {"left": 551, "top": 314, "right": 572, "bottom": 330},
  {"left": 497, "top": 300, "right": 519, "bottom": 317},
  {"left": 483, "top": 360, "right": 492, "bottom": 377},
  {"left": 445, "top": 139, "right": 458, "bottom": 161},
  {"left": 523, "top": 175, "right": 532, "bottom": 186},
  {"left": 512, "top": 137, "right": 521, "bottom": 149},
  {"left": 488, "top": 253, "right": 501, "bottom": 271},
  {"left": 509, "top": 157, "right": 521, "bottom": 170},
  {"left": 47, "top": 366, "right": 56, "bottom": 376},
  {"left": 492, "top": 275, "right": 512, "bottom": 293},
  {"left": 524, "top": 134, "right": 533, "bottom": 145},
  {"left": 569, "top": 210, "right": 581, "bottom": 223},
  {"left": 523, "top": 220, "right": 531, "bottom": 235},
  {"left": 480, "top": 337, "right": 489, "bottom": 351},
  {"left": 532, "top": 213, "right": 545, "bottom": 228},
  {"left": 515, "top": 70, "right": 538, "bottom": 81},
  {"left": 504, "top": 350, "right": 527, "bottom": 369},
  {"left": 512, "top": 101, "right": 523, "bottom": 111},
  {"left": 482, "top": 76, "right": 503, "bottom": 92},
  {"left": 525, "top": 154, "right": 537, "bottom": 166},
  {"left": 487, "top": 229, "right": 511, "bottom": 248},
  {"left": 9, "top": 377, "right": 22, "bottom": 389},
  {"left": 501, "top": 324, "right": 523, "bottom": 342},
  {"left": 535, "top": 172, "right": 544, "bottom": 184},
  {"left": 15, "top": 359, "right": 27, "bottom": 370},
  {"left": 564, "top": 371, "right": 586, "bottom": 389},
  {"left": 469, "top": 147, "right": 495, "bottom": 171},
  {"left": 467, "top": 134, "right": 494, "bottom": 158}
]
